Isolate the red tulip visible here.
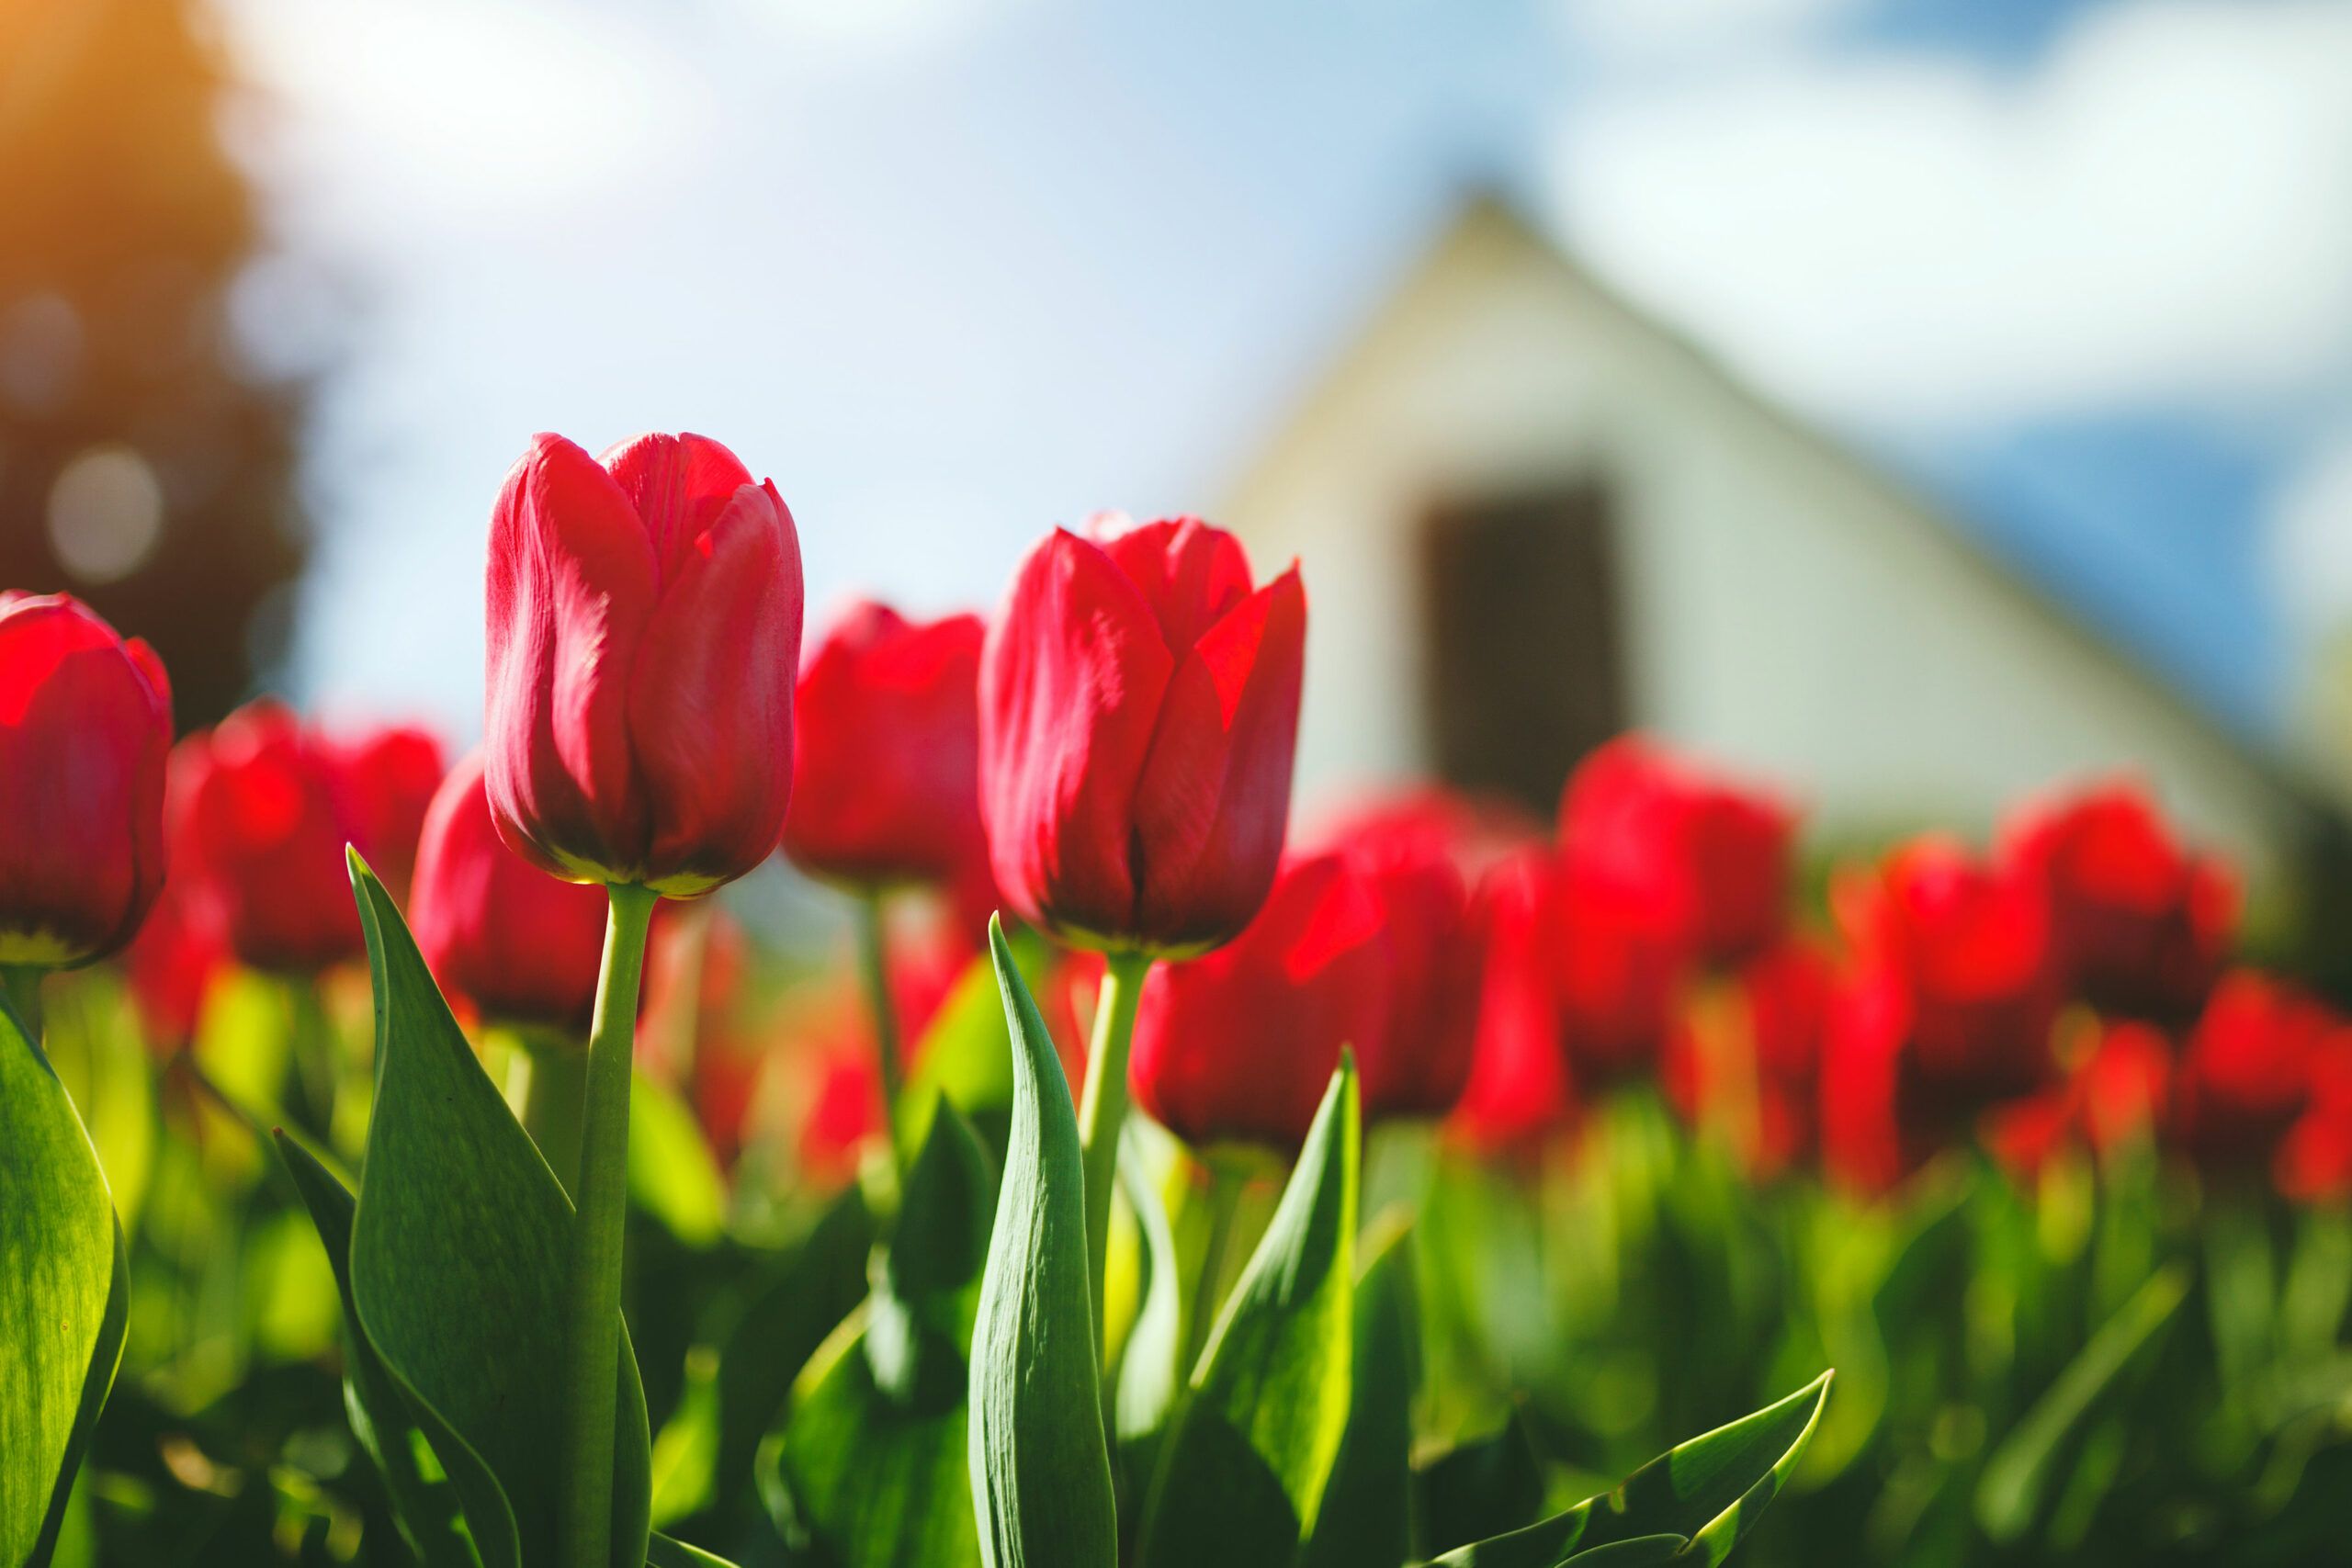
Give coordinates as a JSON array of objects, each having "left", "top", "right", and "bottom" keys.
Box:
[
  {"left": 2277, "top": 1041, "right": 2352, "bottom": 1202},
  {"left": 979, "top": 516, "right": 1306, "bottom": 956},
  {"left": 1545, "top": 863, "right": 1688, "bottom": 1089},
  {"left": 1129, "top": 852, "right": 1386, "bottom": 1150},
  {"left": 784, "top": 600, "right": 988, "bottom": 890},
  {"left": 484, "top": 431, "right": 802, "bottom": 897},
  {"left": 331, "top": 724, "right": 447, "bottom": 900},
  {"left": 1664, "top": 939, "right": 1834, "bottom": 1179},
  {"left": 2001, "top": 780, "right": 2235, "bottom": 1022},
  {"left": 1559, "top": 737, "right": 1794, "bottom": 970},
  {"left": 0, "top": 592, "right": 172, "bottom": 968},
  {"left": 410, "top": 751, "right": 613, "bottom": 1032},
  {"left": 2170, "top": 971, "right": 2338, "bottom": 1170},
  {"left": 1450, "top": 847, "right": 1577, "bottom": 1154},
  {"left": 1309, "top": 796, "right": 1487, "bottom": 1122}
]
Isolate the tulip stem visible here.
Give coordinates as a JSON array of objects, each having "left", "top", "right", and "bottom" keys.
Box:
[
  {"left": 560, "top": 881, "right": 659, "bottom": 1568},
  {"left": 1, "top": 965, "right": 42, "bottom": 1042},
  {"left": 1078, "top": 948, "right": 1155, "bottom": 1350},
  {"left": 1184, "top": 1159, "right": 1248, "bottom": 1372},
  {"left": 854, "top": 891, "right": 907, "bottom": 1169}
]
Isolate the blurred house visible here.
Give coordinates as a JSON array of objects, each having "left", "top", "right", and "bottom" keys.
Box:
[{"left": 1224, "top": 195, "right": 2332, "bottom": 886}]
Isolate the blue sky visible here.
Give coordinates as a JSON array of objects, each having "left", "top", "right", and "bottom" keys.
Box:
[{"left": 218, "top": 0, "right": 2352, "bottom": 755}]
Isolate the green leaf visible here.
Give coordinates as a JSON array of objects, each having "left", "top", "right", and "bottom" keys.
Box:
[
  {"left": 967, "top": 916, "right": 1117, "bottom": 1568},
  {"left": 1136, "top": 1055, "right": 1361, "bottom": 1568},
  {"left": 0, "top": 995, "right": 128, "bottom": 1568},
  {"left": 646, "top": 1530, "right": 741, "bottom": 1567},
  {"left": 1430, "top": 1371, "right": 1833, "bottom": 1568},
  {"left": 1302, "top": 1212, "right": 1415, "bottom": 1568},
  {"left": 629, "top": 1067, "right": 729, "bottom": 1247},
  {"left": 1414, "top": 1412, "right": 1546, "bottom": 1559},
  {"left": 764, "top": 1100, "right": 990, "bottom": 1565},
  {"left": 343, "top": 852, "right": 653, "bottom": 1568},
  {"left": 714, "top": 1188, "right": 875, "bottom": 1513},
  {"left": 1974, "top": 1265, "right": 2188, "bottom": 1544},
  {"left": 1114, "top": 1129, "right": 1185, "bottom": 1498},
  {"left": 274, "top": 1132, "right": 476, "bottom": 1567}
]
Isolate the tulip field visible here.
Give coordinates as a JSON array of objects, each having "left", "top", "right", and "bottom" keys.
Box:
[{"left": 6, "top": 433, "right": 2352, "bottom": 1568}]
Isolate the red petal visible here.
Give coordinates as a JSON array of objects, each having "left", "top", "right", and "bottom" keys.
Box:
[
  {"left": 1100, "top": 516, "right": 1254, "bottom": 655},
  {"left": 598, "top": 432, "right": 755, "bottom": 585}
]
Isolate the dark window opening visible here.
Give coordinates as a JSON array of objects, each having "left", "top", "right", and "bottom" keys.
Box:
[{"left": 1419, "top": 480, "right": 1629, "bottom": 818}]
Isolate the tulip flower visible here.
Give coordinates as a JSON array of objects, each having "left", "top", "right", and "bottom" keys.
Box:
[
  {"left": 2170, "top": 971, "right": 2338, "bottom": 1171},
  {"left": 174, "top": 701, "right": 387, "bottom": 975},
  {"left": 786, "top": 599, "right": 988, "bottom": 891},
  {"left": 0, "top": 593, "right": 173, "bottom": 996},
  {"left": 1547, "top": 864, "right": 1689, "bottom": 1089},
  {"left": 484, "top": 430, "right": 802, "bottom": 897},
  {"left": 1560, "top": 737, "right": 1794, "bottom": 970},
  {"left": 1130, "top": 851, "right": 1387, "bottom": 1151},
  {"left": 332, "top": 724, "right": 448, "bottom": 900},
  {"left": 482, "top": 429, "right": 801, "bottom": 1568},
  {"left": 979, "top": 515, "right": 1306, "bottom": 957},
  {"left": 411, "top": 751, "right": 612, "bottom": 1035},
  {"left": 1450, "top": 846, "right": 1577, "bottom": 1156},
  {"left": 2001, "top": 780, "right": 2235, "bottom": 1022},
  {"left": 1664, "top": 938, "right": 1833, "bottom": 1179},
  {"left": 978, "top": 513, "right": 1306, "bottom": 1340}
]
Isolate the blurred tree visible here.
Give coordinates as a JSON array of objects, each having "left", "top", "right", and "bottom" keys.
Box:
[{"left": 0, "top": 0, "right": 313, "bottom": 730}]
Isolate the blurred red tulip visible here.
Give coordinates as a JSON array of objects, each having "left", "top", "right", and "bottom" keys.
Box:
[
  {"left": 1665, "top": 939, "right": 1835, "bottom": 1179},
  {"left": 2277, "top": 1040, "right": 2352, "bottom": 1202},
  {"left": 410, "top": 751, "right": 612, "bottom": 1033},
  {"left": 2170, "top": 970, "right": 2339, "bottom": 1171},
  {"left": 1450, "top": 847, "right": 1576, "bottom": 1154},
  {"left": 979, "top": 515, "right": 1305, "bottom": 956},
  {"left": 785, "top": 600, "right": 989, "bottom": 894},
  {"left": 331, "top": 724, "right": 447, "bottom": 899},
  {"left": 485, "top": 431, "right": 802, "bottom": 896},
  {"left": 0, "top": 592, "right": 172, "bottom": 968},
  {"left": 2002, "top": 780, "right": 2235, "bottom": 1022},
  {"left": 1546, "top": 863, "right": 1688, "bottom": 1089},
  {"left": 1560, "top": 737, "right": 1794, "bottom": 970},
  {"left": 1129, "top": 852, "right": 1386, "bottom": 1150},
  {"left": 175, "top": 700, "right": 392, "bottom": 975},
  {"left": 122, "top": 879, "right": 229, "bottom": 1053}
]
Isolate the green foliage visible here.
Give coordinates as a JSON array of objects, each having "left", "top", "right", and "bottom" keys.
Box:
[
  {"left": 630, "top": 1067, "right": 731, "bottom": 1247},
  {"left": 0, "top": 993, "right": 128, "bottom": 1568},
  {"left": 1136, "top": 1056, "right": 1361, "bottom": 1568},
  {"left": 1301, "top": 1213, "right": 1417, "bottom": 1568},
  {"left": 967, "top": 917, "right": 1118, "bottom": 1568},
  {"left": 1415, "top": 1411, "right": 1549, "bottom": 1559},
  {"left": 1114, "top": 1130, "right": 1186, "bottom": 1502},
  {"left": 1428, "top": 1373, "right": 1833, "bottom": 1568},
  {"left": 335, "top": 852, "right": 653, "bottom": 1567}
]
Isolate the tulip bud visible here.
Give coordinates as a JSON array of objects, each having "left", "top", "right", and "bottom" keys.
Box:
[
  {"left": 0, "top": 592, "right": 173, "bottom": 967},
  {"left": 2001, "top": 780, "right": 2235, "bottom": 1023},
  {"left": 410, "top": 751, "right": 613, "bottom": 1033},
  {"left": 979, "top": 516, "right": 1306, "bottom": 956},
  {"left": 484, "top": 432, "right": 803, "bottom": 896},
  {"left": 784, "top": 600, "right": 988, "bottom": 890},
  {"left": 1129, "top": 852, "right": 1386, "bottom": 1150},
  {"left": 1449, "top": 847, "right": 1576, "bottom": 1154},
  {"left": 2170, "top": 971, "right": 2337, "bottom": 1170}
]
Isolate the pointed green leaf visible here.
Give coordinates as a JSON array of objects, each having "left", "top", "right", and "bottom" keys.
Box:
[
  {"left": 1430, "top": 1372, "right": 1833, "bottom": 1568},
  {"left": 764, "top": 1100, "right": 989, "bottom": 1565},
  {"left": 1302, "top": 1213, "right": 1416, "bottom": 1568},
  {"left": 967, "top": 916, "right": 1117, "bottom": 1568},
  {"left": 1137, "top": 1055, "right": 1361, "bottom": 1568},
  {"left": 1562, "top": 1537, "right": 1692, "bottom": 1565},
  {"left": 344, "top": 852, "right": 653, "bottom": 1568},
  {"left": 1974, "top": 1265, "right": 2188, "bottom": 1544},
  {"left": 274, "top": 1131, "right": 477, "bottom": 1566},
  {"left": 0, "top": 992, "right": 128, "bottom": 1568},
  {"left": 1114, "top": 1128, "right": 1185, "bottom": 1497},
  {"left": 646, "top": 1530, "right": 741, "bottom": 1567}
]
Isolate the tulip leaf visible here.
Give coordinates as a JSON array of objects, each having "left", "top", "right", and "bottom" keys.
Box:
[
  {"left": 1302, "top": 1211, "right": 1416, "bottom": 1568},
  {"left": 714, "top": 1186, "right": 875, "bottom": 1517},
  {"left": 343, "top": 852, "right": 653, "bottom": 1568},
  {"left": 0, "top": 997, "right": 128, "bottom": 1568},
  {"left": 646, "top": 1530, "right": 741, "bottom": 1567},
  {"left": 274, "top": 1131, "right": 477, "bottom": 1567},
  {"left": 1136, "top": 1055, "right": 1361, "bottom": 1568},
  {"left": 1426, "top": 1371, "right": 1832, "bottom": 1568},
  {"left": 1974, "top": 1265, "right": 2188, "bottom": 1544},
  {"left": 1114, "top": 1128, "right": 1185, "bottom": 1496},
  {"left": 967, "top": 916, "right": 1118, "bottom": 1568},
  {"left": 763, "top": 1099, "right": 989, "bottom": 1565},
  {"left": 1415, "top": 1411, "right": 1547, "bottom": 1557}
]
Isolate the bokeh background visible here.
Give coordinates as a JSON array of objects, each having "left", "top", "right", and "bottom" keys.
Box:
[{"left": 8, "top": 0, "right": 2352, "bottom": 875}]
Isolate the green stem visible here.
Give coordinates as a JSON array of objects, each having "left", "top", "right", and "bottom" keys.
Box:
[
  {"left": 519, "top": 1032, "right": 590, "bottom": 1201},
  {"left": 854, "top": 891, "right": 907, "bottom": 1169},
  {"left": 1078, "top": 948, "right": 1154, "bottom": 1350},
  {"left": 1183, "top": 1160, "right": 1248, "bottom": 1372},
  {"left": 1, "top": 964, "right": 44, "bottom": 1043},
  {"left": 560, "top": 882, "right": 659, "bottom": 1568}
]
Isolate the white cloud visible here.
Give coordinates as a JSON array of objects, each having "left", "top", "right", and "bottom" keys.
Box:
[{"left": 1545, "top": 1, "right": 2352, "bottom": 426}]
